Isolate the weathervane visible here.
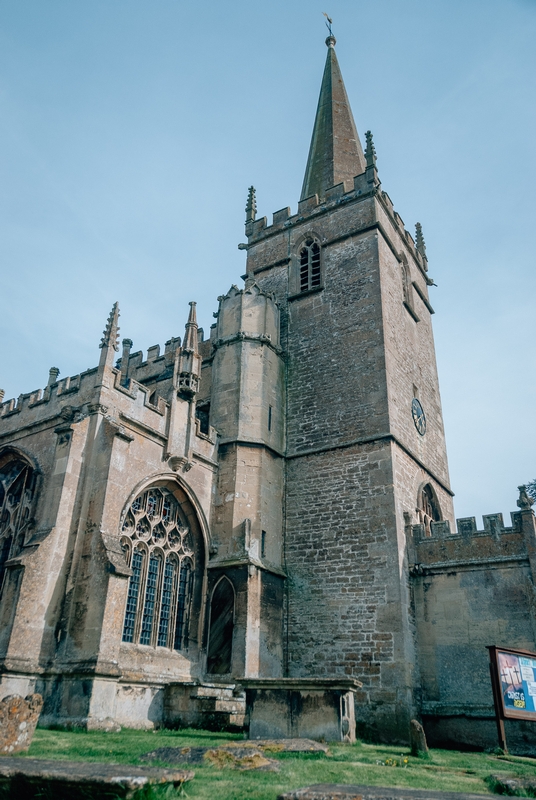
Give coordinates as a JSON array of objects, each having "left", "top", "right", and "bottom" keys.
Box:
[{"left": 323, "top": 12, "right": 333, "bottom": 36}]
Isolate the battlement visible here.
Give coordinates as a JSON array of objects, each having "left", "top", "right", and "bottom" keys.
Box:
[
  {"left": 245, "top": 173, "right": 427, "bottom": 274},
  {"left": 0, "top": 367, "right": 99, "bottom": 423},
  {"left": 408, "top": 500, "right": 536, "bottom": 576},
  {"left": 412, "top": 511, "right": 522, "bottom": 542}
]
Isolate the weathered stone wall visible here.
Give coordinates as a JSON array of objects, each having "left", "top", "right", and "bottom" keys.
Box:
[
  {"left": 410, "top": 508, "right": 536, "bottom": 750},
  {"left": 247, "top": 182, "right": 452, "bottom": 741}
]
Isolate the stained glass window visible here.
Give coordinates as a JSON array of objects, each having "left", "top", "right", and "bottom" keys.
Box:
[
  {"left": 122, "top": 549, "right": 144, "bottom": 643},
  {"left": 174, "top": 560, "right": 192, "bottom": 651},
  {"left": 157, "top": 559, "right": 176, "bottom": 647},
  {"left": 0, "top": 455, "right": 38, "bottom": 594},
  {"left": 120, "top": 487, "right": 195, "bottom": 650}
]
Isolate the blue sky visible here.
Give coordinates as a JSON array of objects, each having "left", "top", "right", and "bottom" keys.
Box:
[{"left": 1, "top": 0, "right": 535, "bottom": 521}]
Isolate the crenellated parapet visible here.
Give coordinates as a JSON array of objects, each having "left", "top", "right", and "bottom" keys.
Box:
[
  {"left": 0, "top": 300, "right": 210, "bottom": 445},
  {"left": 212, "top": 281, "right": 281, "bottom": 354},
  {"left": 409, "top": 489, "right": 536, "bottom": 577}
]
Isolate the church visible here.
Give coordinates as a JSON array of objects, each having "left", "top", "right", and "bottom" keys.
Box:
[{"left": 1, "top": 34, "right": 536, "bottom": 750}]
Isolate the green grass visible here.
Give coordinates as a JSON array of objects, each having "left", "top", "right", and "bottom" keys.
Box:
[{"left": 11, "top": 728, "right": 536, "bottom": 799}]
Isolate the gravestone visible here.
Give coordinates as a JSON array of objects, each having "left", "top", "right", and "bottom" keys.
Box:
[{"left": 0, "top": 694, "right": 43, "bottom": 754}]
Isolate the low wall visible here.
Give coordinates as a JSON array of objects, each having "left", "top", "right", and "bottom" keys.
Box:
[{"left": 410, "top": 504, "right": 536, "bottom": 753}]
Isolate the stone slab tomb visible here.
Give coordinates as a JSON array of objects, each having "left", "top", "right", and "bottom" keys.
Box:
[{"left": 0, "top": 758, "right": 193, "bottom": 800}]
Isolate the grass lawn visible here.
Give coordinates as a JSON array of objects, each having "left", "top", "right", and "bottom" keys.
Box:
[{"left": 14, "top": 727, "right": 536, "bottom": 799}]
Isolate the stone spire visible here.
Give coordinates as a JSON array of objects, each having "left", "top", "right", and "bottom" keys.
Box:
[{"left": 300, "top": 35, "right": 366, "bottom": 201}]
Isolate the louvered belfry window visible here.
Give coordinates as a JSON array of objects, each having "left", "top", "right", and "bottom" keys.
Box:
[
  {"left": 121, "top": 487, "right": 194, "bottom": 650},
  {"left": 0, "top": 455, "right": 38, "bottom": 593},
  {"left": 299, "top": 239, "right": 321, "bottom": 292}
]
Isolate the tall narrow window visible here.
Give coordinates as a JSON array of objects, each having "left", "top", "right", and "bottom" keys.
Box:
[
  {"left": 139, "top": 553, "right": 161, "bottom": 645},
  {"left": 122, "top": 548, "right": 144, "bottom": 643},
  {"left": 268, "top": 406, "right": 272, "bottom": 432},
  {"left": 0, "top": 454, "right": 38, "bottom": 594},
  {"left": 157, "top": 558, "right": 176, "bottom": 647},
  {"left": 196, "top": 402, "right": 210, "bottom": 436},
  {"left": 174, "top": 559, "right": 193, "bottom": 651},
  {"left": 120, "top": 487, "right": 197, "bottom": 651},
  {"left": 299, "top": 239, "right": 321, "bottom": 292}
]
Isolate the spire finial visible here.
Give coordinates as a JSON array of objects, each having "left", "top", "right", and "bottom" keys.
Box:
[
  {"left": 518, "top": 485, "right": 535, "bottom": 511},
  {"left": 100, "top": 302, "right": 120, "bottom": 352},
  {"left": 48, "top": 367, "right": 60, "bottom": 387},
  {"left": 365, "top": 131, "right": 377, "bottom": 168},
  {"left": 245, "top": 186, "right": 257, "bottom": 224},
  {"left": 323, "top": 12, "right": 334, "bottom": 38},
  {"left": 415, "top": 222, "right": 428, "bottom": 267},
  {"left": 183, "top": 301, "right": 199, "bottom": 353}
]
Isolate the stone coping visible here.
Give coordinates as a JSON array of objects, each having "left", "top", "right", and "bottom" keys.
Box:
[
  {"left": 277, "top": 784, "right": 487, "bottom": 800},
  {"left": 241, "top": 678, "right": 363, "bottom": 690},
  {"left": 0, "top": 757, "right": 193, "bottom": 797}
]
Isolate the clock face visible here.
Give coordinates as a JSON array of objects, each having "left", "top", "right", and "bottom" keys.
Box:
[{"left": 412, "top": 398, "right": 426, "bottom": 436}]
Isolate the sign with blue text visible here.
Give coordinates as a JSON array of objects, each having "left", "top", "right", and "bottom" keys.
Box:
[{"left": 489, "top": 646, "right": 536, "bottom": 720}]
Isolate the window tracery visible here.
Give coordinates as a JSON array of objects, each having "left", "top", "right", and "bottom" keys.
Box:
[
  {"left": 417, "top": 483, "right": 441, "bottom": 537},
  {"left": 0, "top": 454, "right": 37, "bottom": 592},
  {"left": 299, "top": 239, "right": 322, "bottom": 292},
  {"left": 121, "top": 487, "right": 194, "bottom": 650}
]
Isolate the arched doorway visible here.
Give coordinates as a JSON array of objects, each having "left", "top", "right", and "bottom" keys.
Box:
[{"left": 206, "top": 576, "right": 235, "bottom": 675}]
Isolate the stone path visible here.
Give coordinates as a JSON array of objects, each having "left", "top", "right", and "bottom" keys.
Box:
[
  {"left": 0, "top": 757, "right": 193, "bottom": 799},
  {"left": 277, "top": 784, "right": 489, "bottom": 800}
]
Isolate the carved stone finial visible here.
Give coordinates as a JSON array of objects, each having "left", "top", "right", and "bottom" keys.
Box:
[
  {"left": 47, "top": 367, "right": 60, "bottom": 387},
  {"left": 325, "top": 34, "right": 336, "bottom": 48},
  {"left": 100, "top": 302, "right": 120, "bottom": 352},
  {"left": 182, "top": 301, "right": 198, "bottom": 353},
  {"left": 415, "top": 223, "right": 428, "bottom": 270},
  {"left": 0, "top": 389, "right": 4, "bottom": 404},
  {"left": 517, "top": 485, "right": 535, "bottom": 511},
  {"left": 365, "top": 130, "right": 377, "bottom": 168},
  {"left": 245, "top": 186, "right": 257, "bottom": 224}
]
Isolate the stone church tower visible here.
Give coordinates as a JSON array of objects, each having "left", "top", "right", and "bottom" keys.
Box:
[
  {"left": 245, "top": 34, "right": 454, "bottom": 740},
  {"left": 5, "top": 32, "right": 534, "bottom": 749}
]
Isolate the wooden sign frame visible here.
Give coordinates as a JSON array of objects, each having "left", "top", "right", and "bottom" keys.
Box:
[{"left": 487, "top": 645, "right": 536, "bottom": 753}]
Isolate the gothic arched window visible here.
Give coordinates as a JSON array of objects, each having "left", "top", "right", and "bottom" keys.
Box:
[
  {"left": 120, "top": 487, "right": 195, "bottom": 651},
  {"left": 299, "top": 238, "right": 322, "bottom": 292},
  {"left": 0, "top": 453, "right": 38, "bottom": 593},
  {"left": 417, "top": 483, "right": 441, "bottom": 537}
]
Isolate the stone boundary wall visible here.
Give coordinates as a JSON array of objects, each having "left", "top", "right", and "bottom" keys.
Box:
[{"left": 409, "top": 507, "right": 536, "bottom": 753}]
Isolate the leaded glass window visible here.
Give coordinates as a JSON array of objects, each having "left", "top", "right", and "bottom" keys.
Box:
[
  {"left": 299, "top": 239, "right": 321, "bottom": 292},
  {"left": 120, "top": 487, "right": 195, "bottom": 650},
  {"left": 0, "top": 455, "right": 38, "bottom": 593}
]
